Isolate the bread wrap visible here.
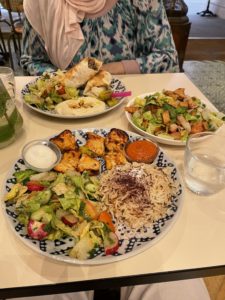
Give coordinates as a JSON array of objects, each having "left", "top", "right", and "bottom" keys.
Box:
[
  {"left": 83, "top": 70, "right": 112, "bottom": 97},
  {"left": 64, "top": 57, "right": 103, "bottom": 88}
]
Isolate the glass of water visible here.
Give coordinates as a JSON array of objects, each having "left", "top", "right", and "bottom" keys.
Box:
[
  {"left": 0, "top": 67, "right": 23, "bottom": 148},
  {"left": 184, "top": 132, "right": 225, "bottom": 195},
  {"left": 0, "top": 67, "right": 15, "bottom": 98}
]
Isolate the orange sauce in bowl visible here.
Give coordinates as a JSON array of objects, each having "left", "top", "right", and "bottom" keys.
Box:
[{"left": 125, "top": 140, "right": 159, "bottom": 163}]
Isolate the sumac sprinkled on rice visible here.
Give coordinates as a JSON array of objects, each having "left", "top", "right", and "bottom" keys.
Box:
[{"left": 99, "top": 163, "right": 175, "bottom": 233}]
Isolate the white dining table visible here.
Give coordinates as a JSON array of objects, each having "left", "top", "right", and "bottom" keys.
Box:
[{"left": 0, "top": 73, "right": 225, "bottom": 299}]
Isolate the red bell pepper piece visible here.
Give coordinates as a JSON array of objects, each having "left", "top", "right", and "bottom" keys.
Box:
[{"left": 26, "top": 181, "right": 45, "bottom": 191}]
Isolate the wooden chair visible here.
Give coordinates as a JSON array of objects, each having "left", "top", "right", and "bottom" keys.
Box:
[
  {"left": 0, "top": 20, "right": 8, "bottom": 61},
  {"left": 0, "top": 0, "right": 23, "bottom": 69},
  {"left": 164, "top": 0, "right": 191, "bottom": 71},
  {"left": 169, "top": 16, "right": 191, "bottom": 71}
]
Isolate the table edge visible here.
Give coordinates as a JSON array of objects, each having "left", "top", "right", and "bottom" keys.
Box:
[{"left": 1, "top": 265, "right": 225, "bottom": 298}]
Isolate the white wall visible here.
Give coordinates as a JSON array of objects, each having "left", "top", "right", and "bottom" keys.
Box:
[
  {"left": 185, "top": 0, "right": 206, "bottom": 15},
  {"left": 211, "top": 0, "right": 225, "bottom": 19},
  {"left": 185, "top": 0, "right": 225, "bottom": 19}
]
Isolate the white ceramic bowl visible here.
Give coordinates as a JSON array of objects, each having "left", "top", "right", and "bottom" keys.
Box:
[
  {"left": 22, "top": 139, "right": 62, "bottom": 172},
  {"left": 125, "top": 93, "right": 186, "bottom": 146}
]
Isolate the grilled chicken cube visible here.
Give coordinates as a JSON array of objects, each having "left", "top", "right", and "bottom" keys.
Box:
[
  {"left": 162, "top": 111, "right": 170, "bottom": 124},
  {"left": 54, "top": 150, "right": 80, "bottom": 173},
  {"left": 104, "top": 151, "right": 127, "bottom": 170},
  {"left": 164, "top": 88, "right": 186, "bottom": 101},
  {"left": 173, "top": 88, "right": 186, "bottom": 99},
  {"left": 164, "top": 90, "right": 178, "bottom": 100},
  {"left": 105, "top": 128, "right": 129, "bottom": 152},
  {"left": 124, "top": 106, "right": 139, "bottom": 113},
  {"left": 77, "top": 154, "right": 100, "bottom": 173},
  {"left": 50, "top": 129, "right": 77, "bottom": 152},
  {"left": 85, "top": 132, "right": 105, "bottom": 156}
]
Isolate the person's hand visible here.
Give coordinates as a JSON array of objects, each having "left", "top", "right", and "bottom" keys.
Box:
[{"left": 102, "top": 62, "right": 125, "bottom": 75}]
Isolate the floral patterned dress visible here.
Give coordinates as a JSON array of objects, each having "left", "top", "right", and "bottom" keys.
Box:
[{"left": 20, "top": 0, "right": 179, "bottom": 75}]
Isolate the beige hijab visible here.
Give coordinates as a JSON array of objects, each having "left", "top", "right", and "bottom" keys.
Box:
[{"left": 23, "top": 0, "right": 106, "bottom": 70}]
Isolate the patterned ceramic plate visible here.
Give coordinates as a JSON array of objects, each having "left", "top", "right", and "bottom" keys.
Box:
[
  {"left": 3, "top": 129, "right": 183, "bottom": 265},
  {"left": 21, "top": 77, "right": 126, "bottom": 119}
]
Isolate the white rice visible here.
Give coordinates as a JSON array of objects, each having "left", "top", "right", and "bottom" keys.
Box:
[{"left": 99, "top": 162, "right": 174, "bottom": 233}]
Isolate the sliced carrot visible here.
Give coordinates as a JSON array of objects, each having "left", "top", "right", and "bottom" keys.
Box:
[
  {"left": 98, "top": 211, "right": 115, "bottom": 232},
  {"left": 191, "top": 121, "right": 204, "bottom": 134}
]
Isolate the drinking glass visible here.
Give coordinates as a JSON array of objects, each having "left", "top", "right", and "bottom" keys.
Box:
[
  {"left": 0, "top": 67, "right": 23, "bottom": 149},
  {"left": 184, "top": 132, "right": 225, "bottom": 195},
  {"left": 0, "top": 67, "right": 15, "bottom": 98}
]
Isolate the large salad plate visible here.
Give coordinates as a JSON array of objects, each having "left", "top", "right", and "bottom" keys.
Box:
[
  {"left": 125, "top": 92, "right": 224, "bottom": 146},
  {"left": 21, "top": 77, "right": 126, "bottom": 119},
  {"left": 3, "top": 128, "right": 183, "bottom": 265}
]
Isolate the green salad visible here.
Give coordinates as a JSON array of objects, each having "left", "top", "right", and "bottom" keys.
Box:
[
  {"left": 23, "top": 71, "right": 118, "bottom": 111},
  {"left": 125, "top": 88, "right": 225, "bottom": 142},
  {"left": 5, "top": 169, "right": 118, "bottom": 260},
  {"left": 24, "top": 71, "right": 79, "bottom": 111}
]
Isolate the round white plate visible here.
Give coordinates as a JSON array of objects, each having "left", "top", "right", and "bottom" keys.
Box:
[
  {"left": 21, "top": 77, "right": 126, "bottom": 119},
  {"left": 3, "top": 128, "right": 183, "bottom": 265},
  {"left": 125, "top": 93, "right": 224, "bottom": 146}
]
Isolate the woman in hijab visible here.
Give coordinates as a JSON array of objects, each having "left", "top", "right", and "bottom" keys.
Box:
[{"left": 21, "top": 0, "right": 179, "bottom": 75}]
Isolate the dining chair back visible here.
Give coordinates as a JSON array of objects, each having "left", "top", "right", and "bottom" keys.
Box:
[{"left": 0, "top": 0, "right": 24, "bottom": 70}]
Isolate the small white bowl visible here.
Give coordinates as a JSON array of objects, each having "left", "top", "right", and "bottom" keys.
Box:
[
  {"left": 22, "top": 140, "right": 62, "bottom": 172},
  {"left": 124, "top": 139, "right": 159, "bottom": 164}
]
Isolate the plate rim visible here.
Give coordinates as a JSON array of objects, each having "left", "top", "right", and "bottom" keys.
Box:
[
  {"left": 21, "top": 77, "right": 126, "bottom": 119},
  {"left": 2, "top": 128, "right": 184, "bottom": 265}
]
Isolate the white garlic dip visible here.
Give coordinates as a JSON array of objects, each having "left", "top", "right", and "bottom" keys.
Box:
[
  {"left": 55, "top": 97, "right": 106, "bottom": 116},
  {"left": 24, "top": 144, "right": 57, "bottom": 169}
]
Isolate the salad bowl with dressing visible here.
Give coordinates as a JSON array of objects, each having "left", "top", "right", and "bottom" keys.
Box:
[{"left": 125, "top": 89, "right": 225, "bottom": 146}]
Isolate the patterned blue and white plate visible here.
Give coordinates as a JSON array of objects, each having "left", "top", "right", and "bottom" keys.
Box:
[
  {"left": 21, "top": 76, "right": 126, "bottom": 119},
  {"left": 3, "top": 129, "right": 183, "bottom": 265}
]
